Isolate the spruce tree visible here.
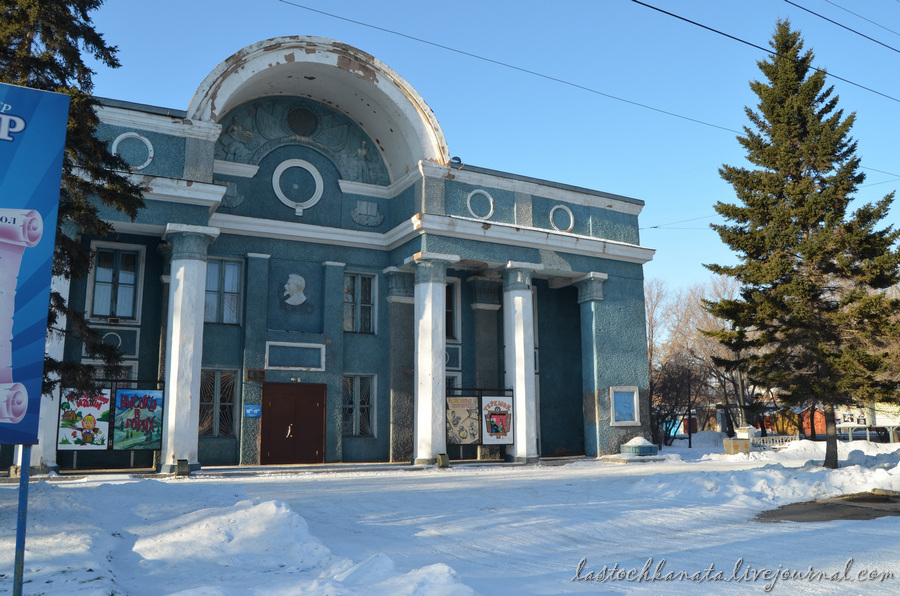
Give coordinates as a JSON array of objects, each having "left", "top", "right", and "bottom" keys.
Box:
[
  {"left": 0, "top": 1, "right": 144, "bottom": 392},
  {"left": 704, "top": 20, "right": 900, "bottom": 469}
]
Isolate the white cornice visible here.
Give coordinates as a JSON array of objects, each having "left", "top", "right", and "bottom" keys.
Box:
[
  {"left": 416, "top": 214, "right": 655, "bottom": 264},
  {"left": 419, "top": 161, "right": 644, "bottom": 216},
  {"left": 338, "top": 169, "right": 420, "bottom": 199},
  {"left": 208, "top": 212, "right": 654, "bottom": 265},
  {"left": 133, "top": 175, "right": 225, "bottom": 212},
  {"left": 213, "top": 160, "right": 260, "bottom": 178},
  {"left": 97, "top": 105, "right": 221, "bottom": 141}
]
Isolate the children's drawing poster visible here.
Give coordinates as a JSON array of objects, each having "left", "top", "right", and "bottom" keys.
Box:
[
  {"left": 113, "top": 389, "right": 163, "bottom": 450},
  {"left": 447, "top": 396, "right": 481, "bottom": 445},
  {"left": 57, "top": 389, "right": 111, "bottom": 450},
  {"left": 482, "top": 397, "right": 513, "bottom": 445}
]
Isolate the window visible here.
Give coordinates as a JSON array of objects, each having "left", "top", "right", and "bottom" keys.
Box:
[
  {"left": 343, "top": 273, "right": 375, "bottom": 333},
  {"left": 610, "top": 386, "right": 641, "bottom": 427},
  {"left": 446, "top": 278, "right": 460, "bottom": 341},
  {"left": 205, "top": 259, "right": 242, "bottom": 324},
  {"left": 342, "top": 374, "right": 374, "bottom": 437},
  {"left": 92, "top": 248, "right": 139, "bottom": 319},
  {"left": 199, "top": 371, "right": 236, "bottom": 437},
  {"left": 87, "top": 360, "right": 138, "bottom": 389}
]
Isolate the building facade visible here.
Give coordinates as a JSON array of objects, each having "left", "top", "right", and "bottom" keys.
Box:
[{"left": 31, "top": 37, "right": 654, "bottom": 471}]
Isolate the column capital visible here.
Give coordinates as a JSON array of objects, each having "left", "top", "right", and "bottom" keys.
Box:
[
  {"left": 383, "top": 266, "right": 415, "bottom": 303},
  {"left": 405, "top": 251, "right": 459, "bottom": 286},
  {"left": 502, "top": 262, "right": 542, "bottom": 292},
  {"left": 163, "top": 224, "right": 219, "bottom": 261},
  {"left": 575, "top": 272, "right": 608, "bottom": 303},
  {"left": 469, "top": 275, "right": 502, "bottom": 310}
]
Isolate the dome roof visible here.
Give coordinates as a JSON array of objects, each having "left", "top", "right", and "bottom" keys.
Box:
[{"left": 188, "top": 36, "right": 450, "bottom": 182}]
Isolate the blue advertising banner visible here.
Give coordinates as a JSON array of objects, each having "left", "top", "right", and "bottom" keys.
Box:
[{"left": 0, "top": 83, "right": 70, "bottom": 445}]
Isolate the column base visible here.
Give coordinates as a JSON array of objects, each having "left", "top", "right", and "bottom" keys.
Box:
[
  {"left": 505, "top": 455, "right": 540, "bottom": 464},
  {"left": 158, "top": 461, "right": 201, "bottom": 475},
  {"left": 413, "top": 458, "right": 437, "bottom": 466}
]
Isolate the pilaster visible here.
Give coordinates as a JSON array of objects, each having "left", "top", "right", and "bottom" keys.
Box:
[
  {"left": 240, "top": 252, "right": 270, "bottom": 465},
  {"left": 575, "top": 272, "right": 608, "bottom": 458},
  {"left": 384, "top": 267, "right": 415, "bottom": 462}
]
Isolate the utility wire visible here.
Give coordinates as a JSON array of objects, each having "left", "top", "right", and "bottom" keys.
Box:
[
  {"left": 275, "top": 1, "right": 900, "bottom": 182},
  {"left": 630, "top": 0, "right": 900, "bottom": 104},
  {"left": 276, "top": 0, "right": 740, "bottom": 134},
  {"left": 824, "top": 0, "right": 900, "bottom": 39},
  {"left": 785, "top": 0, "right": 900, "bottom": 54}
]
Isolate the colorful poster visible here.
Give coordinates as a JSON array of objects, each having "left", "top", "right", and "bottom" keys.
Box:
[
  {"left": 57, "top": 389, "right": 111, "bottom": 450},
  {"left": 481, "top": 397, "right": 513, "bottom": 445},
  {"left": 447, "top": 396, "right": 481, "bottom": 445},
  {"left": 113, "top": 389, "right": 164, "bottom": 450},
  {"left": 0, "top": 83, "right": 70, "bottom": 445}
]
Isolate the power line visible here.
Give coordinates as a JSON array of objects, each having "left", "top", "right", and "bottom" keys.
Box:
[
  {"left": 785, "top": 0, "right": 900, "bottom": 54},
  {"left": 275, "top": 0, "right": 900, "bottom": 182},
  {"left": 276, "top": 0, "right": 740, "bottom": 134},
  {"left": 824, "top": 0, "right": 900, "bottom": 39},
  {"left": 630, "top": 0, "right": 900, "bottom": 104}
]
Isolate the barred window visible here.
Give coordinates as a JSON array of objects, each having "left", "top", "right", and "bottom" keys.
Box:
[
  {"left": 342, "top": 375, "right": 374, "bottom": 437},
  {"left": 199, "top": 371, "right": 236, "bottom": 437}
]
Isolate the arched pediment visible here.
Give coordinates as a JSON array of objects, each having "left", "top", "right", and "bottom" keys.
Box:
[{"left": 188, "top": 36, "right": 450, "bottom": 183}]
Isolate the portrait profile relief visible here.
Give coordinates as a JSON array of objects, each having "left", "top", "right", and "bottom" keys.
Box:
[{"left": 283, "top": 274, "right": 307, "bottom": 306}]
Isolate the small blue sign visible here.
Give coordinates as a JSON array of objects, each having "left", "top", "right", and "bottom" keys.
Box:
[
  {"left": 244, "top": 404, "right": 261, "bottom": 418},
  {"left": 0, "top": 83, "right": 70, "bottom": 446}
]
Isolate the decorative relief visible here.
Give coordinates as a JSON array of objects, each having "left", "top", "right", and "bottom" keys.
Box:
[
  {"left": 351, "top": 200, "right": 384, "bottom": 227},
  {"left": 111, "top": 132, "right": 153, "bottom": 170},
  {"left": 283, "top": 274, "right": 307, "bottom": 306},
  {"left": 218, "top": 180, "right": 245, "bottom": 209},
  {"left": 215, "top": 97, "right": 390, "bottom": 186},
  {"left": 272, "top": 159, "right": 323, "bottom": 216},
  {"left": 466, "top": 189, "right": 494, "bottom": 220},
  {"left": 549, "top": 204, "right": 575, "bottom": 233}
]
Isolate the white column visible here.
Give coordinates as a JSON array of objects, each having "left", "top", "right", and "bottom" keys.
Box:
[
  {"left": 503, "top": 262, "right": 542, "bottom": 462},
  {"left": 407, "top": 252, "right": 459, "bottom": 464},
  {"left": 160, "top": 224, "right": 218, "bottom": 473}
]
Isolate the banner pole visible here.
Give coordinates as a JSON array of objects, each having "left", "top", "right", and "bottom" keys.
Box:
[{"left": 13, "top": 443, "right": 32, "bottom": 596}]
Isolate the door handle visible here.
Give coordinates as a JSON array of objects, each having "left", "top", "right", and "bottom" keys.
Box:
[{"left": 286, "top": 423, "right": 293, "bottom": 438}]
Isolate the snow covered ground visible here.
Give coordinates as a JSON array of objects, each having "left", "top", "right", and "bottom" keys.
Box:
[{"left": 3, "top": 432, "right": 900, "bottom": 595}]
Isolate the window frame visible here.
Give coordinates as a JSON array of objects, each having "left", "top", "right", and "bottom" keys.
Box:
[
  {"left": 83, "top": 359, "right": 138, "bottom": 389},
  {"left": 445, "top": 276, "right": 462, "bottom": 343},
  {"left": 343, "top": 272, "right": 377, "bottom": 334},
  {"left": 609, "top": 385, "right": 641, "bottom": 427},
  {"left": 86, "top": 241, "right": 146, "bottom": 324},
  {"left": 199, "top": 370, "right": 238, "bottom": 438},
  {"left": 204, "top": 258, "right": 243, "bottom": 325},
  {"left": 342, "top": 374, "right": 376, "bottom": 438}
]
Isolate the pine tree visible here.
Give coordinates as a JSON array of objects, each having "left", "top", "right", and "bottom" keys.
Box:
[
  {"left": 704, "top": 20, "right": 900, "bottom": 469},
  {"left": 0, "top": 1, "right": 144, "bottom": 392}
]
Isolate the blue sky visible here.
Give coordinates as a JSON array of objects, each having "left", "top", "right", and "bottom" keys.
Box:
[{"left": 86, "top": 0, "right": 900, "bottom": 292}]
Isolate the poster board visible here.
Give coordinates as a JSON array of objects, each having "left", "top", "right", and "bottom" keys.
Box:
[
  {"left": 481, "top": 397, "right": 513, "bottom": 445},
  {"left": 0, "top": 83, "right": 69, "bottom": 445},
  {"left": 57, "top": 389, "right": 111, "bottom": 450},
  {"left": 446, "top": 396, "right": 481, "bottom": 445},
  {"left": 112, "top": 389, "right": 164, "bottom": 450}
]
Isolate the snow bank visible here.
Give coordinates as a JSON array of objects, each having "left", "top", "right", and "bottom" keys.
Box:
[{"left": 0, "top": 480, "right": 473, "bottom": 596}]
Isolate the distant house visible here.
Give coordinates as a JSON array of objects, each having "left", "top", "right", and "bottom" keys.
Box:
[
  {"left": 30, "top": 37, "right": 655, "bottom": 472},
  {"left": 774, "top": 406, "right": 826, "bottom": 437}
]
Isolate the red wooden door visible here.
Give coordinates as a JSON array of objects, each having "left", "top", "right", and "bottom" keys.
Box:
[{"left": 260, "top": 383, "right": 326, "bottom": 464}]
